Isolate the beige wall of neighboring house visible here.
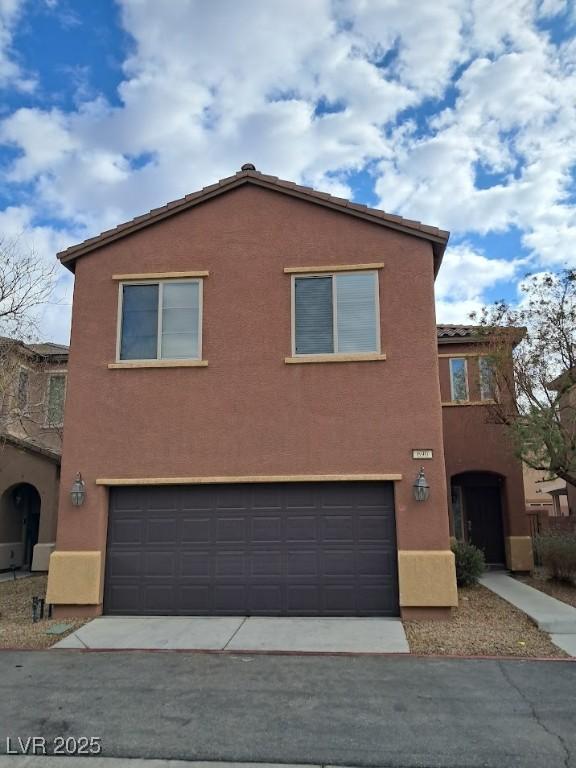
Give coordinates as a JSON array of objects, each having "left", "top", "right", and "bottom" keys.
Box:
[
  {"left": 0, "top": 339, "right": 68, "bottom": 571},
  {"left": 523, "top": 465, "right": 569, "bottom": 516}
]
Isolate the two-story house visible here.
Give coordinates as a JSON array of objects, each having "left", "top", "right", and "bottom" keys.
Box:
[
  {"left": 0, "top": 337, "right": 68, "bottom": 571},
  {"left": 45, "top": 165, "right": 529, "bottom": 620},
  {"left": 437, "top": 326, "right": 533, "bottom": 571}
]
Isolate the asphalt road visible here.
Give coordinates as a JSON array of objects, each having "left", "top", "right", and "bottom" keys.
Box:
[{"left": 0, "top": 651, "right": 574, "bottom": 767}]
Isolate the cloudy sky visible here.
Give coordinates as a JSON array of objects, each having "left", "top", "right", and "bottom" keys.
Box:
[{"left": 1, "top": 0, "right": 575, "bottom": 343}]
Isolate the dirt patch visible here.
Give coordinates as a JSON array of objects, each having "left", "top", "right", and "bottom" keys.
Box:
[
  {"left": 516, "top": 573, "right": 576, "bottom": 609},
  {"left": 0, "top": 574, "right": 87, "bottom": 649},
  {"left": 403, "top": 584, "right": 567, "bottom": 658}
]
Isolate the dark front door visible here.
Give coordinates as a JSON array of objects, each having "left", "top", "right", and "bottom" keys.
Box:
[
  {"left": 104, "top": 481, "right": 399, "bottom": 617},
  {"left": 464, "top": 484, "right": 506, "bottom": 564}
]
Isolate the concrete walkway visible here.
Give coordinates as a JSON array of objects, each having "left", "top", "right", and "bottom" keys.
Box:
[
  {"left": 481, "top": 571, "right": 576, "bottom": 656},
  {"left": 0, "top": 760, "right": 325, "bottom": 768},
  {"left": 52, "top": 615, "right": 409, "bottom": 653}
]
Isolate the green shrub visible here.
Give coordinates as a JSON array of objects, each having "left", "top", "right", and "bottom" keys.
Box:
[
  {"left": 451, "top": 541, "right": 485, "bottom": 586},
  {"left": 535, "top": 533, "right": 576, "bottom": 583}
]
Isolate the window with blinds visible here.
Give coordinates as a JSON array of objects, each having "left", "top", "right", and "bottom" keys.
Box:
[
  {"left": 293, "top": 271, "right": 379, "bottom": 355},
  {"left": 118, "top": 279, "right": 202, "bottom": 361}
]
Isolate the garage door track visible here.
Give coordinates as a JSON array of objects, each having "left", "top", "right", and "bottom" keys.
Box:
[{"left": 53, "top": 616, "right": 409, "bottom": 653}]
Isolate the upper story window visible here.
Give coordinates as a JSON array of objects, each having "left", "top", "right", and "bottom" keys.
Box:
[
  {"left": 449, "top": 358, "right": 469, "bottom": 401},
  {"left": 16, "top": 368, "right": 29, "bottom": 412},
  {"left": 118, "top": 279, "right": 202, "bottom": 362},
  {"left": 46, "top": 373, "right": 66, "bottom": 427},
  {"left": 479, "top": 356, "right": 495, "bottom": 400},
  {"left": 292, "top": 271, "right": 379, "bottom": 356}
]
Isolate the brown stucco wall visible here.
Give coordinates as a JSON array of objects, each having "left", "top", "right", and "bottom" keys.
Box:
[
  {"left": 438, "top": 343, "right": 529, "bottom": 541},
  {"left": 52, "top": 184, "right": 453, "bottom": 609},
  {"left": 0, "top": 442, "right": 60, "bottom": 568}
]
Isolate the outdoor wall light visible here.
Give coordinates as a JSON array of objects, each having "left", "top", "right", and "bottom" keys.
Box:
[
  {"left": 70, "top": 472, "right": 86, "bottom": 507},
  {"left": 413, "top": 467, "right": 430, "bottom": 502}
]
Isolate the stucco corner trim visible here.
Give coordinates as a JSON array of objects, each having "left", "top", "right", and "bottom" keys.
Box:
[
  {"left": 283, "top": 263, "right": 385, "bottom": 274},
  {"left": 46, "top": 551, "right": 103, "bottom": 605},
  {"left": 398, "top": 550, "right": 458, "bottom": 608},
  {"left": 108, "top": 360, "right": 208, "bottom": 369},
  {"left": 95, "top": 474, "right": 403, "bottom": 486},
  {"left": 285, "top": 353, "right": 386, "bottom": 365},
  {"left": 112, "top": 270, "right": 209, "bottom": 280},
  {"left": 505, "top": 536, "right": 534, "bottom": 572}
]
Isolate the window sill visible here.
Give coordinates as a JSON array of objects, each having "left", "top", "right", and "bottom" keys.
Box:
[
  {"left": 108, "top": 360, "right": 208, "bottom": 369},
  {"left": 285, "top": 353, "right": 386, "bottom": 364},
  {"left": 442, "top": 400, "right": 495, "bottom": 407}
]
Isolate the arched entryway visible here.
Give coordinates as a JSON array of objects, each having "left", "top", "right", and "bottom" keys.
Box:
[
  {"left": 451, "top": 472, "right": 506, "bottom": 565},
  {"left": 0, "top": 483, "right": 41, "bottom": 570}
]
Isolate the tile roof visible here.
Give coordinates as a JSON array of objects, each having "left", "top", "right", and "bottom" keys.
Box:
[
  {"left": 57, "top": 166, "right": 450, "bottom": 274},
  {"left": 436, "top": 325, "right": 481, "bottom": 339},
  {"left": 27, "top": 342, "right": 69, "bottom": 356}
]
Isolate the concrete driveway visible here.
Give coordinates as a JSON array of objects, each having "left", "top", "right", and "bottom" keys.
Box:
[{"left": 53, "top": 616, "right": 409, "bottom": 653}]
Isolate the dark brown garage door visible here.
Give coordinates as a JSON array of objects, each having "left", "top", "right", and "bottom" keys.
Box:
[{"left": 104, "top": 482, "right": 399, "bottom": 616}]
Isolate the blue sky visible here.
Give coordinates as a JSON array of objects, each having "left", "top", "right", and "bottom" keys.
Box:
[{"left": 0, "top": 0, "right": 575, "bottom": 342}]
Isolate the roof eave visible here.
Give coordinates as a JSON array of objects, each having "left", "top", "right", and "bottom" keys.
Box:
[{"left": 57, "top": 173, "right": 449, "bottom": 274}]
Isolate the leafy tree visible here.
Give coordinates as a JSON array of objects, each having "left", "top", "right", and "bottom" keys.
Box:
[{"left": 471, "top": 269, "right": 576, "bottom": 487}]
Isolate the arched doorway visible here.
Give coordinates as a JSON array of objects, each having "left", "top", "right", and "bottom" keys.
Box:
[
  {"left": 0, "top": 483, "right": 41, "bottom": 570},
  {"left": 451, "top": 472, "right": 506, "bottom": 565}
]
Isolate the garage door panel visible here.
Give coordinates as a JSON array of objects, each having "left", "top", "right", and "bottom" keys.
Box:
[
  {"left": 144, "top": 551, "right": 176, "bottom": 577},
  {"left": 252, "top": 551, "right": 283, "bottom": 576},
  {"left": 286, "top": 515, "right": 317, "bottom": 542},
  {"left": 147, "top": 517, "right": 178, "bottom": 544},
  {"left": 181, "top": 517, "right": 211, "bottom": 543},
  {"left": 251, "top": 516, "right": 282, "bottom": 542},
  {"left": 180, "top": 551, "right": 211, "bottom": 578},
  {"left": 105, "top": 482, "right": 399, "bottom": 616}
]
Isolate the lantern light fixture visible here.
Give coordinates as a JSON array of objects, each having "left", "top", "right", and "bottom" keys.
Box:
[
  {"left": 70, "top": 472, "right": 86, "bottom": 507},
  {"left": 413, "top": 466, "right": 430, "bottom": 502}
]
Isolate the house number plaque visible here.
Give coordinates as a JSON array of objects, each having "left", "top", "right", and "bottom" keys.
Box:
[{"left": 412, "top": 449, "right": 433, "bottom": 460}]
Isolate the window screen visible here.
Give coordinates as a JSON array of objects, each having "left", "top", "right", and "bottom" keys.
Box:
[{"left": 294, "top": 272, "right": 378, "bottom": 355}]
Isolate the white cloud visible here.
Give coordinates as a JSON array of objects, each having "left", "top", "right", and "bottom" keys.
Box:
[
  {"left": 0, "top": 0, "right": 36, "bottom": 91},
  {"left": 0, "top": 0, "right": 575, "bottom": 340}
]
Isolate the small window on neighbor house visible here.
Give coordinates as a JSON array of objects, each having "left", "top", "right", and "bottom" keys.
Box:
[
  {"left": 449, "top": 358, "right": 469, "bottom": 401},
  {"left": 46, "top": 374, "right": 66, "bottom": 427},
  {"left": 119, "top": 280, "right": 202, "bottom": 361},
  {"left": 293, "top": 272, "right": 379, "bottom": 355},
  {"left": 17, "top": 368, "right": 29, "bottom": 411},
  {"left": 479, "top": 356, "right": 495, "bottom": 400}
]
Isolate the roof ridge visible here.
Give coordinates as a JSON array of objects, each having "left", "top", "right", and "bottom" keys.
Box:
[{"left": 57, "top": 166, "right": 450, "bottom": 271}]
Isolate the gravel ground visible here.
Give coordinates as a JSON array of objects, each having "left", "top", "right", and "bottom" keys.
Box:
[
  {"left": 0, "top": 574, "right": 86, "bottom": 649},
  {"left": 403, "top": 584, "right": 567, "bottom": 657},
  {"left": 516, "top": 572, "right": 576, "bottom": 608}
]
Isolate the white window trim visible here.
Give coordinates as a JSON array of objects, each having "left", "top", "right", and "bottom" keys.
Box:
[
  {"left": 449, "top": 357, "right": 469, "bottom": 402},
  {"left": 116, "top": 278, "right": 204, "bottom": 363},
  {"left": 290, "top": 270, "right": 381, "bottom": 357},
  {"left": 44, "top": 372, "right": 67, "bottom": 428}
]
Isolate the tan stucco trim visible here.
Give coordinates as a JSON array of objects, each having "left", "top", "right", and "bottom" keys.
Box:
[
  {"left": 505, "top": 536, "right": 534, "bottom": 571},
  {"left": 46, "top": 551, "right": 104, "bottom": 605},
  {"left": 398, "top": 550, "right": 458, "bottom": 607},
  {"left": 96, "top": 474, "right": 403, "bottom": 486},
  {"left": 31, "top": 542, "right": 55, "bottom": 571},
  {"left": 441, "top": 400, "right": 495, "bottom": 407},
  {"left": 108, "top": 360, "right": 208, "bottom": 369},
  {"left": 284, "top": 263, "right": 384, "bottom": 274},
  {"left": 438, "top": 352, "right": 487, "bottom": 358},
  {"left": 112, "top": 271, "right": 209, "bottom": 280},
  {"left": 285, "top": 353, "right": 386, "bottom": 364}
]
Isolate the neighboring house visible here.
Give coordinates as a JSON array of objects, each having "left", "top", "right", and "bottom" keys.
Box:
[
  {"left": 46, "top": 165, "right": 527, "bottom": 620},
  {"left": 523, "top": 465, "right": 569, "bottom": 517},
  {"left": 437, "top": 326, "right": 533, "bottom": 570},
  {"left": 0, "top": 338, "right": 68, "bottom": 571}
]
